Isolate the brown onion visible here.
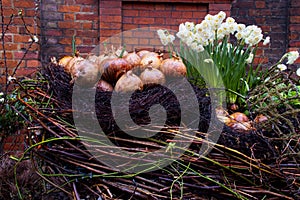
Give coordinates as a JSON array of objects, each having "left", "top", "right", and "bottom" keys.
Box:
[
  {"left": 71, "top": 59, "right": 99, "bottom": 88},
  {"left": 123, "top": 52, "right": 141, "bottom": 68},
  {"left": 115, "top": 70, "right": 143, "bottom": 93},
  {"left": 95, "top": 79, "right": 113, "bottom": 92},
  {"left": 140, "top": 67, "right": 165, "bottom": 85},
  {"left": 229, "top": 112, "right": 249, "bottom": 122},
  {"left": 64, "top": 56, "right": 84, "bottom": 74},
  {"left": 100, "top": 58, "right": 132, "bottom": 84},
  {"left": 137, "top": 50, "right": 151, "bottom": 58},
  {"left": 160, "top": 56, "right": 187, "bottom": 77},
  {"left": 140, "top": 52, "right": 162, "bottom": 69},
  {"left": 254, "top": 114, "right": 268, "bottom": 124}
]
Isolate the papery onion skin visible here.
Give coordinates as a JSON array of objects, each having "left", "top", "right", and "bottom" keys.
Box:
[
  {"left": 72, "top": 59, "right": 100, "bottom": 88},
  {"left": 63, "top": 56, "right": 85, "bottom": 74},
  {"left": 160, "top": 57, "right": 187, "bottom": 77},
  {"left": 96, "top": 79, "right": 113, "bottom": 92},
  {"left": 140, "top": 67, "right": 165, "bottom": 85},
  {"left": 58, "top": 55, "right": 73, "bottom": 68},
  {"left": 137, "top": 50, "right": 151, "bottom": 58},
  {"left": 229, "top": 112, "right": 249, "bottom": 122},
  {"left": 124, "top": 52, "right": 141, "bottom": 68},
  {"left": 115, "top": 70, "right": 143, "bottom": 93},
  {"left": 140, "top": 52, "right": 162, "bottom": 70},
  {"left": 100, "top": 58, "right": 132, "bottom": 84}
]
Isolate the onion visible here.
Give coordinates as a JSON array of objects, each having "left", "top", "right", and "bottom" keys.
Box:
[
  {"left": 140, "top": 52, "right": 162, "bottom": 69},
  {"left": 137, "top": 50, "right": 151, "bottom": 58},
  {"left": 254, "top": 114, "right": 268, "bottom": 124},
  {"left": 96, "top": 79, "right": 113, "bottom": 92},
  {"left": 225, "top": 112, "right": 252, "bottom": 131},
  {"left": 229, "top": 112, "right": 249, "bottom": 122},
  {"left": 58, "top": 56, "right": 73, "bottom": 67},
  {"left": 123, "top": 51, "right": 141, "bottom": 68},
  {"left": 115, "top": 70, "right": 143, "bottom": 93},
  {"left": 64, "top": 56, "right": 85, "bottom": 74},
  {"left": 71, "top": 59, "right": 99, "bottom": 88},
  {"left": 140, "top": 66, "right": 165, "bottom": 85},
  {"left": 160, "top": 56, "right": 187, "bottom": 76},
  {"left": 100, "top": 58, "right": 132, "bottom": 84}
]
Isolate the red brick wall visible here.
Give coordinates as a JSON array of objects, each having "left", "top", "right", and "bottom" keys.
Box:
[
  {"left": 40, "top": 0, "right": 99, "bottom": 62},
  {"left": 0, "top": 0, "right": 299, "bottom": 78},
  {"left": 289, "top": 0, "right": 300, "bottom": 60},
  {"left": 231, "top": 0, "right": 291, "bottom": 65},
  {"left": 0, "top": 0, "right": 40, "bottom": 81}
]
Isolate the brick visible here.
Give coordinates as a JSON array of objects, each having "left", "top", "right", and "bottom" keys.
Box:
[
  {"left": 133, "top": 17, "right": 155, "bottom": 25},
  {"left": 15, "top": 67, "right": 37, "bottom": 77},
  {"left": 13, "top": 1, "right": 35, "bottom": 8},
  {"left": 76, "top": 13, "right": 97, "bottom": 21},
  {"left": 82, "top": 22, "right": 94, "bottom": 29},
  {"left": 41, "top": 3, "right": 58, "bottom": 12},
  {"left": 123, "top": 10, "right": 139, "bottom": 17},
  {"left": 290, "top": 16, "right": 300, "bottom": 24},
  {"left": 255, "top": 1, "right": 265, "bottom": 8},
  {"left": 209, "top": 3, "right": 231, "bottom": 11},
  {"left": 14, "top": 51, "right": 39, "bottom": 60},
  {"left": 3, "top": 35, "right": 13, "bottom": 42},
  {"left": 58, "top": 21, "right": 81, "bottom": 29},
  {"left": 2, "top": 0, "right": 12, "bottom": 7},
  {"left": 100, "top": 16, "right": 122, "bottom": 23},
  {"left": 101, "top": 8, "right": 122, "bottom": 16},
  {"left": 64, "top": 13, "right": 75, "bottom": 20},
  {"left": 1, "top": 43, "right": 18, "bottom": 50},
  {"left": 1, "top": 51, "right": 13, "bottom": 59},
  {"left": 43, "top": 11, "right": 63, "bottom": 20},
  {"left": 75, "top": 0, "right": 97, "bottom": 5},
  {"left": 100, "top": 1, "right": 121, "bottom": 8},
  {"left": 6, "top": 60, "right": 20, "bottom": 68},
  {"left": 44, "top": 29, "right": 62, "bottom": 36},
  {"left": 13, "top": 35, "right": 31, "bottom": 43},
  {"left": 26, "top": 60, "right": 41, "bottom": 67},
  {"left": 58, "top": 5, "right": 81, "bottom": 13},
  {"left": 100, "top": 22, "right": 122, "bottom": 29}
]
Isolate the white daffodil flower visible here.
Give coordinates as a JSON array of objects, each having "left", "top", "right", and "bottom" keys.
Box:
[
  {"left": 8, "top": 76, "right": 16, "bottom": 83},
  {"left": 286, "top": 51, "right": 299, "bottom": 65},
  {"left": 263, "top": 36, "right": 270, "bottom": 45},
  {"left": 277, "top": 64, "right": 287, "bottom": 71},
  {"left": 29, "top": 35, "right": 39, "bottom": 43},
  {"left": 296, "top": 68, "right": 300, "bottom": 77}
]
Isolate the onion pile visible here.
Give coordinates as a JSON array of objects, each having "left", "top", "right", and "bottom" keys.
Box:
[{"left": 57, "top": 47, "right": 187, "bottom": 92}]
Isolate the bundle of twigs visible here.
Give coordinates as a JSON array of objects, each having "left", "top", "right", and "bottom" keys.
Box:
[{"left": 11, "top": 63, "right": 300, "bottom": 199}]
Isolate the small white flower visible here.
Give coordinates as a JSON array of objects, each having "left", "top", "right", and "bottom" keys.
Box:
[
  {"left": 277, "top": 64, "right": 287, "bottom": 71},
  {"left": 296, "top": 68, "right": 300, "bottom": 76},
  {"left": 184, "top": 22, "right": 195, "bottom": 31},
  {"left": 286, "top": 51, "right": 299, "bottom": 65},
  {"left": 29, "top": 35, "right": 39, "bottom": 43},
  {"left": 0, "top": 92, "right": 3, "bottom": 96},
  {"left": 226, "top": 17, "right": 235, "bottom": 24},
  {"left": 0, "top": 98, "right": 4, "bottom": 103},
  {"left": 263, "top": 36, "right": 270, "bottom": 45},
  {"left": 166, "top": 34, "right": 175, "bottom": 44},
  {"left": 246, "top": 53, "right": 254, "bottom": 64},
  {"left": 8, "top": 76, "right": 16, "bottom": 83}
]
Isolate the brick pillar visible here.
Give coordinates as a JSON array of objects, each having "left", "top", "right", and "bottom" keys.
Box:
[
  {"left": 231, "top": 0, "right": 290, "bottom": 65},
  {"left": 289, "top": 0, "right": 300, "bottom": 65}
]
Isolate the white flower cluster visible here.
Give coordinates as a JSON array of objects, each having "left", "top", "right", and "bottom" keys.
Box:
[
  {"left": 157, "top": 30, "right": 175, "bottom": 46},
  {"left": 159, "top": 11, "right": 270, "bottom": 53},
  {"left": 0, "top": 92, "right": 4, "bottom": 103}
]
